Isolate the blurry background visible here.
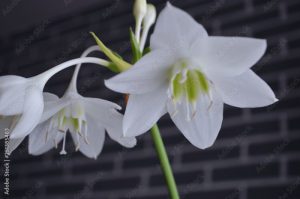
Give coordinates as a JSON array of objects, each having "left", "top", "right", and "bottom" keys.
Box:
[{"left": 0, "top": 0, "right": 300, "bottom": 198}]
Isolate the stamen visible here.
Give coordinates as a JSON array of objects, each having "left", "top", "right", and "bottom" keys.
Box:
[
  {"left": 207, "top": 91, "right": 213, "bottom": 111},
  {"left": 180, "top": 68, "right": 188, "bottom": 84},
  {"left": 191, "top": 101, "right": 197, "bottom": 119},
  {"left": 75, "top": 133, "right": 80, "bottom": 151},
  {"left": 59, "top": 132, "right": 67, "bottom": 155},
  {"left": 45, "top": 119, "right": 53, "bottom": 143},
  {"left": 83, "top": 123, "right": 89, "bottom": 145},
  {"left": 54, "top": 131, "right": 60, "bottom": 149},
  {"left": 185, "top": 99, "right": 191, "bottom": 121}
]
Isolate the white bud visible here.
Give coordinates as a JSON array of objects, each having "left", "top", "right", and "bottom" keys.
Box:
[
  {"left": 143, "top": 4, "right": 156, "bottom": 28},
  {"left": 139, "top": 4, "right": 156, "bottom": 51},
  {"left": 133, "top": 0, "right": 147, "bottom": 43},
  {"left": 133, "top": 0, "right": 147, "bottom": 19}
]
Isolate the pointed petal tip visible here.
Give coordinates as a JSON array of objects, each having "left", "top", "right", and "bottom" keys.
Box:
[{"left": 104, "top": 79, "right": 116, "bottom": 92}]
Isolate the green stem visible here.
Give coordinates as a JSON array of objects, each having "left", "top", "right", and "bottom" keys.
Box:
[{"left": 150, "top": 124, "right": 180, "bottom": 199}]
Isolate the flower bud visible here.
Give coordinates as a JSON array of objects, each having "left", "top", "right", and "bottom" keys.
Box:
[
  {"left": 133, "top": 0, "right": 147, "bottom": 43},
  {"left": 143, "top": 4, "right": 156, "bottom": 28},
  {"left": 139, "top": 4, "right": 156, "bottom": 51},
  {"left": 133, "top": 0, "right": 147, "bottom": 19}
]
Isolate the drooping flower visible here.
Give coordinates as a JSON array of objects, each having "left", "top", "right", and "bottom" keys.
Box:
[
  {"left": 105, "top": 3, "right": 278, "bottom": 149},
  {"left": 28, "top": 46, "right": 136, "bottom": 159},
  {"left": 0, "top": 57, "right": 109, "bottom": 153}
]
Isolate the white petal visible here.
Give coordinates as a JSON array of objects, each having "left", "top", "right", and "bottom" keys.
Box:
[
  {"left": 0, "top": 116, "right": 13, "bottom": 139},
  {"left": 28, "top": 120, "right": 63, "bottom": 155},
  {"left": 8, "top": 137, "right": 25, "bottom": 154},
  {"left": 10, "top": 87, "right": 44, "bottom": 139},
  {"left": 0, "top": 75, "right": 27, "bottom": 88},
  {"left": 83, "top": 97, "right": 121, "bottom": 127},
  {"left": 105, "top": 111, "right": 137, "bottom": 148},
  {"left": 167, "top": 89, "right": 224, "bottom": 149},
  {"left": 0, "top": 76, "right": 29, "bottom": 115},
  {"left": 212, "top": 70, "right": 278, "bottom": 108},
  {"left": 123, "top": 87, "right": 168, "bottom": 137},
  {"left": 71, "top": 115, "right": 105, "bottom": 159},
  {"left": 40, "top": 93, "right": 70, "bottom": 123},
  {"left": 0, "top": 85, "right": 26, "bottom": 115},
  {"left": 83, "top": 97, "right": 136, "bottom": 147},
  {"left": 105, "top": 50, "right": 174, "bottom": 94},
  {"left": 150, "top": 2, "right": 208, "bottom": 55},
  {"left": 199, "top": 36, "right": 266, "bottom": 77}
]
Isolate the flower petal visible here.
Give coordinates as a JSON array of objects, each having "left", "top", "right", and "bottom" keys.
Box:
[
  {"left": 150, "top": 2, "right": 208, "bottom": 55},
  {"left": 10, "top": 87, "right": 44, "bottom": 139},
  {"left": 0, "top": 85, "right": 26, "bottom": 115},
  {"left": 71, "top": 115, "right": 105, "bottom": 159},
  {"left": 8, "top": 137, "right": 25, "bottom": 154},
  {"left": 0, "top": 116, "right": 13, "bottom": 139},
  {"left": 167, "top": 88, "right": 224, "bottom": 149},
  {"left": 40, "top": 93, "right": 70, "bottom": 123},
  {"left": 199, "top": 36, "right": 266, "bottom": 77},
  {"left": 106, "top": 111, "right": 137, "bottom": 148},
  {"left": 28, "top": 120, "right": 63, "bottom": 155},
  {"left": 105, "top": 50, "right": 174, "bottom": 94},
  {"left": 83, "top": 97, "right": 121, "bottom": 127},
  {"left": 83, "top": 97, "right": 136, "bottom": 147},
  {"left": 123, "top": 87, "right": 168, "bottom": 137},
  {"left": 0, "top": 75, "right": 27, "bottom": 88},
  {"left": 212, "top": 70, "right": 278, "bottom": 108}
]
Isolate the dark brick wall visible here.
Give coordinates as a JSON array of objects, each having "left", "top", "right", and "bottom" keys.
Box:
[{"left": 0, "top": 0, "right": 300, "bottom": 199}]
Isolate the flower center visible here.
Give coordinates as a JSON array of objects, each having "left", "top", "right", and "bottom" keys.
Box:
[
  {"left": 45, "top": 102, "right": 89, "bottom": 155},
  {"left": 168, "top": 60, "right": 212, "bottom": 120}
]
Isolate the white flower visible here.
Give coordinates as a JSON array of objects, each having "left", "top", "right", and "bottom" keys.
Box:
[
  {"left": 105, "top": 3, "right": 278, "bottom": 149},
  {"left": 0, "top": 57, "right": 108, "bottom": 153},
  {"left": 28, "top": 46, "right": 136, "bottom": 159}
]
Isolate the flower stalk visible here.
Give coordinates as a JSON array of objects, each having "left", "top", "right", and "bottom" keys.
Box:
[{"left": 150, "top": 124, "right": 180, "bottom": 199}]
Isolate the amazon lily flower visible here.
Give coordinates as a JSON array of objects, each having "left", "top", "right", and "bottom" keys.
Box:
[
  {"left": 0, "top": 57, "right": 108, "bottom": 153},
  {"left": 28, "top": 46, "right": 136, "bottom": 159},
  {"left": 0, "top": 57, "right": 102, "bottom": 139},
  {"left": 105, "top": 3, "right": 278, "bottom": 149}
]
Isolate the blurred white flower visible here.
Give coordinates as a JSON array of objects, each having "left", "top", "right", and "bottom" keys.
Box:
[
  {"left": 28, "top": 46, "right": 136, "bottom": 159},
  {"left": 105, "top": 3, "right": 278, "bottom": 149},
  {"left": 0, "top": 57, "right": 108, "bottom": 153}
]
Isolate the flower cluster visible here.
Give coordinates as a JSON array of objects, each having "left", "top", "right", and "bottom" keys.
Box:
[{"left": 0, "top": 0, "right": 277, "bottom": 159}]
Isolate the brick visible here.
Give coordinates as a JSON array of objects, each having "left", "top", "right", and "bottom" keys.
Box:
[
  {"left": 182, "top": 145, "right": 240, "bottom": 163},
  {"left": 288, "top": 159, "right": 300, "bottom": 176},
  {"left": 288, "top": 115, "right": 300, "bottom": 132},
  {"left": 28, "top": 167, "right": 63, "bottom": 179},
  {"left": 249, "top": 138, "right": 300, "bottom": 155},
  {"left": 185, "top": 189, "right": 239, "bottom": 199},
  {"left": 72, "top": 161, "right": 114, "bottom": 175},
  {"left": 218, "top": 119, "right": 280, "bottom": 139},
  {"left": 46, "top": 182, "right": 84, "bottom": 195},
  {"left": 212, "top": 162, "right": 279, "bottom": 181},
  {"left": 149, "top": 169, "right": 204, "bottom": 187},
  {"left": 123, "top": 156, "right": 160, "bottom": 170},
  {"left": 248, "top": 182, "right": 300, "bottom": 199},
  {"left": 222, "top": 8, "right": 279, "bottom": 30},
  {"left": 93, "top": 176, "right": 140, "bottom": 191}
]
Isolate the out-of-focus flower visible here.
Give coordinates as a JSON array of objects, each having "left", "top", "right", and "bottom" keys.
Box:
[
  {"left": 0, "top": 57, "right": 109, "bottom": 153},
  {"left": 105, "top": 3, "right": 278, "bottom": 149},
  {"left": 28, "top": 46, "right": 136, "bottom": 159}
]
